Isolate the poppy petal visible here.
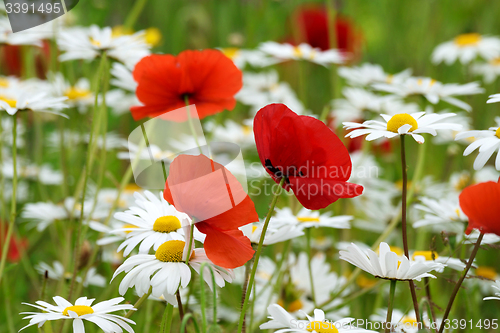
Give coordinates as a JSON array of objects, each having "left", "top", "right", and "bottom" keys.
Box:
[
  {"left": 459, "top": 180, "right": 500, "bottom": 235},
  {"left": 195, "top": 222, "right": 254, "bottom": 269}
]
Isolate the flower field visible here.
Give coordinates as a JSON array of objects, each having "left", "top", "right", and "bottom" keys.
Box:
[{"left": 1, "top": 1, "right": 500, "bottom": 332}]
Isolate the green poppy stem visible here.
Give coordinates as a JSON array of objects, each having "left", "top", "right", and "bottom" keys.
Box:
[
  {"left": 0, "top": 113, "right": 17, "bottom": 285},
  {"left": 385, "top": 280, "right": 397, "bottom": 333},
  {"left": 237, "top": 177, "right": 285, "bottom": 333},
  {"left": 438, "top": 233, "right": 484, "bottom": 333},
  {"left": 400, "top": 135, "right": 420, "bottom": 322}
]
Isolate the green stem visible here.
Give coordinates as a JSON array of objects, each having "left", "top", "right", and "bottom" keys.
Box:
[
  {"left": 400, "top": 135, "right": 420, "bottom": 322},
  {"left": 160, "top": 303, "right": 174, "bottom": 333},
  {"left": 123, "top": 0, "right": 149, "bottom": 30},
  {"left": 125, "top": 288, "right": 152, "bottom": 319},
  {"left": 239, "top": 257, "right": 254, "bottom": 333},
  {"left": 305, "top": 228, "right": 317, "bottom": 307},
  {"left": 180, "top": 313, "right": 201, "bottom": 333},
  {"left": 438, "top": 233, "right": 484, "bottom": 333},
  {"left": 0, "top": 114, "right": 17, "bottom": 284},
  {"left": 385, "top": 280, "right": 397, "bottom": 333},
  {"left": 184, "top": 96, "right": 203, "bottom": 154},
  {"left": 237, "top": 177, "right": 285, "bottom": 333},
  {"left": 67, "top": 53, "right": 108, "bottom": 302}
]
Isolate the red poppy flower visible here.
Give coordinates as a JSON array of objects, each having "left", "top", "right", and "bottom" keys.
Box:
[
  {"left": 254, "top": 103, "right": 363, "bottom": 210},
  {"left": 131, "top": 49, "right": 242, "bottom": 122},
  {"left": 459, "top": 179, "right": 500, "bottom": 236},
  {"left": 163, "top": 154, "right": 257, "bottom": 269},
  {"left": 0, "top": 223, "right": 28, "bottom": 262},
  {"left": 291, "top": 5, "right": 363, "bottom": 60}
]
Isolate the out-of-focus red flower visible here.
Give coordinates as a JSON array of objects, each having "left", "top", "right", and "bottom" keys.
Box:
[
  {"left": 0, "top": 223, "right": 28, "bottom": 262},
  {"left": 291, "top": 5, "right": 363, "bottom": 60},
  {"left": 131, "top": 49, "right": 242, "bottom": 122},
  {"left": 459, "top": 179, "right": 500, "bottom": 236},
  {"left": 1, "top": 41, "right": 50, "bottom": 78},
  {"left": 163, "top": 154, "right": 257, "bottom": 269},
  {"left": 254, "top": 103, "right": 363, "bottom": 210}
]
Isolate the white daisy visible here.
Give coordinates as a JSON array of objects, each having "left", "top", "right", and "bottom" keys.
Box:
[
  {"left": 113, "top": 191, "right": 199, "bottom": 256},
  {"left": 272, "top": 207, "right": 352, "bottom": 230},
  {"left": 370, "top": 309, "right": 438, "bottom": 333},
  {"left": 471, "top": 58, "right": 500, "bottom": 83},
  {"left": 35, "top": 261, "right": 106, "bottom": 287},
  {"left": 339, "top": 242, "right": 445, "bottom": 281},
  {"left": 432, "top": 33, "right": 500, "bottom": 65},
  {"left": 105, "top": 89, "right": 140, "bottom": 116},
  {"left": 483, "top": 282, "right": 500, "bottom": 301},
  {"left": 0, "top": 17, "right": 43, "bottom": 46},
  {"left": 239, "top": 222, "right": 304, "bottom": 245},
  {"left": 50, "top": 73, "right": 94, "bottom": 113},
  {"left": 57, "top": 25, "right": 150, "bottom": 68},
  {"left": 260, "top": 304, "right": 376, "bottom": 333},
  {"left": 372, "top": 77, "right": 484, "bottom": 112},
  {"left": 330, "top": 87, "right": 391, "bottom": 123},
  {"left": 112, "top": 239, "right": 233, "bottom": 297},
  {"left": 20, "top": 296, "right": 136, "bottom": 333},
  {"left": 343, "top": 112, "right": 461, "bottom": 144},
  {"left": 0, "top": 87, "right": 68, "bottom": 116},
  {"left": 22, "top": 197, "right": 108, "bottom": 231},
  {"left": 219, "top": 47, "right": 279, "bottom": 68},
  {"left": 411, "top": 251, "right": 466, "bottom": 272},
  {"left": 110, "top": 62, "right": 137, "bottom": 92},
  {"left": 205, "top": 119, "right": 255, "bottom": 150},
  {"left": 413, "top": 196, "right": 467, "bottom": 234},
  {"left": 236, "top": 70, "right": 305, "bottom": 115},
  {"left": 259, "top": 41, "right": 345, "bottom": 66},
  {"left": 454, "top": 118, "right": 500, "bottom": 170},
  {"left": 338, "top": 63, "right": 412, "bottom": 87},
  {"left": 47, "top": 130, "right": 125, "bottom": 151},
  {"left": 487, "top": 93, "right": 500, "bottom": 104}
]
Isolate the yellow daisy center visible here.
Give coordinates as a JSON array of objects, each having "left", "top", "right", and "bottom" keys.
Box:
[
  {"left": 454, "top": 33, "right": 481, "bottom": 47},
  {"left": 412, "top": 251, "right": 439, "bottom": 261},
  {"left": 454, "top": 173, "right": 470, "bottom": 191},
  {"left": 242, "top": 125, "right": 252, "bottom": 136},
  {"left": 153, "top": 216, "right": 181, "bottom": 233},
  {"left": 64, "top": 87, "right": 91, "bottom": 100},
  {"left": 0, "top": 95, "right": 16, "bottom": 108},
  {"left": 90, "top": 37, "right": 101, "bottom": 47},
  {"left": 0, "top": 78, "right": 9, "bottom": 87},
  {"left": 111, "top": 25, "right": 134, "bottom": 38},
  {"left": 386, "top": 113, "right": 418, "bottom": 133},
  {"left": 490, "top": 57, "right": 500, "bottom": 66},
  {"left": 356, "top": 275, "right": 377, "bottom": 289},
  {"left": 476, "top": 266, "right": 497, "bottom": 280},
  {"left": 221, "top": 47, "right": 240, "bottom": 60},
  {"left": 251, "top": 225, "right": 258, "bottom": 233},
  {"left": 307, "top": 321, "right": 339, "bottom": 333},
  {"left": 277, "top": 298, "right": 303, "bottom": 313},
  {"left": 297, "top": 217, "right": 320, "bottom": 223},
  {"left": 62, "top": 305, "right": 94, "bottom": 317},
  {"left": 155, "top": 240, "right": 187, "bottom": 262},
  {"left": 495, "top": 127, "right": 500, "bottom": 139},
  {"left": 293, "top": 46, "right": 303, "bottom": 58},
  {"left": 122, "top": 224, "right": 138, "bottom": 234},
  {"left": 124, "top": 184, "right": 142, "bottom": 193},
  {"left": 145, "top": 27, "right": 162, "bottom": 46},
  {"left": 401, "top": 317, "right": 418, "bottom": 326}
]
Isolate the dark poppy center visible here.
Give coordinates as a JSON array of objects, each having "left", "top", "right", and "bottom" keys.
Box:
[{"left": 265, "top": 159, "right": 304, "bottom": 185}]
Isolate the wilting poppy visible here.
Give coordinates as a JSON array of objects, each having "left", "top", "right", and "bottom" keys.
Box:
[
  {"left": 254, "top": 103, "right": 363, "bottom": 210},
  {"left": 163, "top": 154, "right": 257, "bottom": 269},
  {"left": 131, "top": 49, "right": 242, "bottom": 121},
  {"left": 459, "top": 179, "right": 500, "bottom": 236}
]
